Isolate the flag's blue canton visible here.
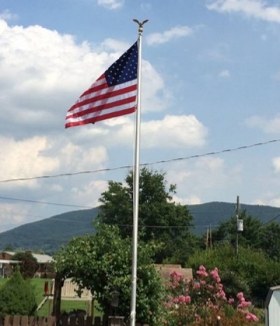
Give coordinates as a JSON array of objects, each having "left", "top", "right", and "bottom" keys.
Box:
[{"left": 105, "top": 42, "right": 138, "bottom": 86}]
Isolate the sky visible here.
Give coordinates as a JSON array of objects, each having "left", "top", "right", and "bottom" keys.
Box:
[{"left": 1, "top": 0, "right": 280, "bottom": 233}]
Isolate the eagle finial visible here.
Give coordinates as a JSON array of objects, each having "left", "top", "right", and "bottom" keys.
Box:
[{"left": 133, "top": 19, "right": 149, "bottom": 32}]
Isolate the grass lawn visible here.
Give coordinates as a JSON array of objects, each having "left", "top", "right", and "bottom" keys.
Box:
[{"left": 0, "top": 277, "right": 102, "bottom": 318}]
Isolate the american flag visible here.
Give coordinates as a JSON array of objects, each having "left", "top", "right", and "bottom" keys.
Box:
[{"left": 65, "top": 41, "right": 138, "bottom": 128}]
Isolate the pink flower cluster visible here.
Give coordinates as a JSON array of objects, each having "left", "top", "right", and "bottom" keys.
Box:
[
  {"left": 163, "top": 265, "right": 259, "bottom": 325},
  {"left": 210, "top": 267, "right": 221, "bottom": 283},
  {"left": 171, "top": 295, "right": 191, "bottom": 305},
  {"left": 196, "top": 265, "right": 208, "bottom": 277}
]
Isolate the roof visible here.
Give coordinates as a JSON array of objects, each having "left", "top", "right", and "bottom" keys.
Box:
[
  {"left": 31, "top": 253, "right": 53, "bottom": 264},
  {"left": 3, "top": 251, "right": 53, "bottom": 264},
  {"left": 265, "top": 285, "right": 280, "bottom": 309},
  {"left": 0, "top": 259, "right": 20, "bottom": 264}
]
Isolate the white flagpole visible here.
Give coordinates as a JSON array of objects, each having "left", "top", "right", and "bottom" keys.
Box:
[{"left": 130, "top": 19, "right": 148, "bottom": 326}]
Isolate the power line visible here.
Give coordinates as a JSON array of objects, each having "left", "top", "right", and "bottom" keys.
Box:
[
  {"left": 262, "top": 213, "right": 280, "bottom": 226},
  {"left": 0, "top": 138, "right": 279, "bottom": 183},
  {"left": 0, "top": 196, "right": 92, "bottom": 209},
  {"left": 119, "top": 224, "right": 220, "bottom": 229}
]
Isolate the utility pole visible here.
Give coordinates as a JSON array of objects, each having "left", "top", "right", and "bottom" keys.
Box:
[
  {"left": 209, "top": 223, "right": 213, "bottom": 249},
  {"left": 206, "top": 227, "right": 209, "bottom": 249},
  {"left": 235, "top": 196, "right": 240, "bottom": 258}
]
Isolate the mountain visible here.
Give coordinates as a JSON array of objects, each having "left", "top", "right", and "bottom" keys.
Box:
[
  {"left": 0, "top": 208, "right": 99, "bottom": 254},
  {"left": 0, "top": 202, "right": 280, "bottom": 255},
  {"left": 189, "top": 201, "right": 280, "bottom": 233}
]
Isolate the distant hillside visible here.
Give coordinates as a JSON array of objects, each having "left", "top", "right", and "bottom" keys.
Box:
[
  {"left": 0, "top": 208, "right": 99, "bottom": 254},
  {"left": 0, "top": 202, "right": 280, "bottom": 254},
  {"left": 189, "top": 201, "right": 280, "bottom": 234}
]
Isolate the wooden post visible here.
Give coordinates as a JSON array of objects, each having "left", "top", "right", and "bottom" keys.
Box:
[{"left": 52, "top": 272, "right": 64, "bottom": 320}]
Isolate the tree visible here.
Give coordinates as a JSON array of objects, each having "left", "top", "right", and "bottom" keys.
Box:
[
  {"left": 0, "top": 267, "right": 37, "bottom": 316},
  {"left": 4, "top": 245, "right": 14, "bottom": 251},
  {"left": 55, "top": 224, "right": 165, "bottom": 326},
  {"left": 211, "top": 211, "right": 262, "bottom": 249},
  {"left": 187, "top": 244, "right": 280, "bottom": 304},
  {"left": 97, "top": 168, "right": 196, "bottom": 265},
  {"left": 210, "top": 212, "right": 280, "bottom": 262},
  {"left": 259, "top": 222, "right": 280, "bottom": 261},
  {"left": 11, "top": 252, "right": 39, "bottom": 279}
]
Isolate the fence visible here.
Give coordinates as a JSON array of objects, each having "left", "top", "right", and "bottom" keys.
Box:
[
  {"left": 0, "top": 316, "right": 95, "bottom": 326},
  {"left": 0, "top": 316, "right": 149, "bottom": 326}
]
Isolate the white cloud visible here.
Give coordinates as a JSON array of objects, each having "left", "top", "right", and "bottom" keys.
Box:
[
  {"left": 166, "top": 157, "right": 243, "bottom": 205},
  {"left": 80, "top": 113, "right": 207, "bottom": 150},
  {"left": 97, "top": 0, "right": 124, "bottom": 10},
  {"left": 219, "top": 70, "right": 230, "bottom": 77},
  {"left": 147, "top": 26, "right": 193, "bottom": 45},
  {"left": 0, "top": 9, "right": 17, "bottom": 21},
  {"left": 141, "top": 60, "right": 171, "bottom": 112},
  {"left": 72, "top": 180, "right": 108, "bottom": 207},
  {"left": 207, "top": 0, "right": 280, "bottom": 23},
  {"left": 142, "top": 115, "right": 208, "bottom": 148},
  {"left": 270, "top": 197, "right": 280, "bottom": 207},
  {"left": 272, "top": 157, "right": 280, "bottom": 173},
  {"left": 99, "top": 38, "right": 130, "bottom": 52},
  {"left": 252, "top": 195, "right": 280, "bottom": 208},
  {"left": 0, "top": 202, "right": 49, "bottom": 232},
  {"left": 0, "top": 203, "right": 27, "bottom": 225},
  {"left": 0, "top": 136, "right": 59, "bottom": 185},
  {"left": 246, "top": 115, "right": 280, "bottom": 133},
  {"left": 168, "top": 157, "right": 226, "bottom": 187},
  {"left": 0, "top": 10, "right": 17, "bottom": 21},
  {"left": 103, "top": 114, "right": 208, "bottom": 149},
  {"left": 195, "top": 156, "right": 224, "bottom": 171},
  {"left": 60, "top": 143, "right": 108, "bottom": 171},
  {"left": 172, "top": 194, "right": 202, "bottom": 205}
]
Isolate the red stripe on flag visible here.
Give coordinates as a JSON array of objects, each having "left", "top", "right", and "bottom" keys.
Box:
[
  {"left": 65, "top": 107, "right": 136, "bottom": 128},
  {"left": 69, "top": 83, "right": 137, "bottom": 112},
  {"left": 68, "top": 94, "right": 137, "bottom": 119}
]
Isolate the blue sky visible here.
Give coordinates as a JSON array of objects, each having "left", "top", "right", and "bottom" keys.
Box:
[{"left": 1, "top": 0, "right": 280, "bottom": 232}]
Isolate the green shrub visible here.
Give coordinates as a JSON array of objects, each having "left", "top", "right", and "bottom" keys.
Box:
[
  {"left": 0, "top": 267, "right": 37, "bottom": 316},
  {"left": 187, "top": 244, "right": 280, "bottom": 304}
]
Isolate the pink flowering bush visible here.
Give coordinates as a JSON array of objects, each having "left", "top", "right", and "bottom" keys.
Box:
[{"left": 161, "top": 265, "right": 259, "bottom": 326}]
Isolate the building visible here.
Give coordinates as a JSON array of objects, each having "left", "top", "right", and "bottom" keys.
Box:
[
  {"left": 0, "top": 259, "right": 20, "bottom": 278},
  {"left": 155, "top": 264, "right": 193, "bottom": 281},
  {"left": 265, "top": 286, "right": 280, "bottom": 326},
  {"left": 0, "top": 251, "right": 53, "bottom": 278}
]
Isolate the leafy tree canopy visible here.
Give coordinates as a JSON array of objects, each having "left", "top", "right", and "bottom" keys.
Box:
[
  {"left": 259, "top": 221, "right": 280, "bottom": 261},
  {"left": 4, "top": 245, "right": 14, "bottom": 251},
  {"left": 97, "top": 168, "right": 197, "bottom": 265},
  {"left": 187, "top": 244, "right": 280, "bottom": 303},
  {"left": 210, "top": 211, "right": 280, "bottom": 261},
  {"left": 211, "top": 210, "right": 262, "bottom": 249},
  {"left": 11, "top": 251, "right": 39, "bottom": 279},
  {"left": 55, "top": 224, "right": 165, "bottom": 325}
]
